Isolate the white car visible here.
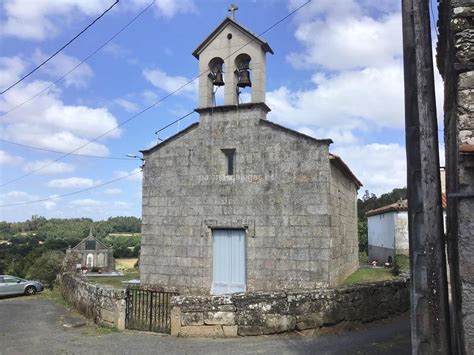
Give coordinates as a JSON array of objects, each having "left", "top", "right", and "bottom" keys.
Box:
[{"left": 0, "top": 275, "right": 44, "bottom": 296}]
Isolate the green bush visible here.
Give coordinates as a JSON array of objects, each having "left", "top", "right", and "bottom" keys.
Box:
[
  {"left": 27, "top": 250, "right": 64, "bottom": 288},
  {"left": 359, "top": 252, "right": 369, "bottom": 264},
  {"left": 392, "top": 254, "right": 410, "bottom": 276}
]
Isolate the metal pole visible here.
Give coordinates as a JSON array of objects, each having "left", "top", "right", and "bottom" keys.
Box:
[{"left": 402, "top": 1, "right": 427, "bottom": 352}]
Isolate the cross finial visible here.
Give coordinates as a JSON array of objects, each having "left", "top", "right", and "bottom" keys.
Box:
[{"left": 228, "top": 3, "right": 238, "bottom": 20}]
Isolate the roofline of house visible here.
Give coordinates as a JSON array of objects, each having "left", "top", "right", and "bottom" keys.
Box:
[
  {"left": 192, "top": 17, "right": 274, "bottom": 59},
  {"left": 366, "top": 194, "right": 447, "bottom": 217}
]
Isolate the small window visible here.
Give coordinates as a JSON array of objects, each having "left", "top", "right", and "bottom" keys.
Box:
[{"left": 222, "top": 149, "right": 235, "bottom": 175}]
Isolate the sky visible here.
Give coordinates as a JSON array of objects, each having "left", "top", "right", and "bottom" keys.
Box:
[{"left": 0, "top": 0, "right": 443, "bottom": 222}]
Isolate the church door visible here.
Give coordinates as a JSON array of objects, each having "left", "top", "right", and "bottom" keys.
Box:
[{"left": 212, "top": 229, "right": 246, "bottom": 295}]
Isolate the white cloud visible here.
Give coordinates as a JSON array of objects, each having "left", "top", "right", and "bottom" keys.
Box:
[
  {"left": 153, "top": 0, "right": 197, "bottom": 17},
  {"left": 114, "top": 98, "right": 139, "bottom": 113},
  {"left": 47, "top": 177, "right": 99, "bottom": 189},
  {"left": 23, "top": 160, "right": 75, "bottom": 175},
  {"left": 267, "top": 63, "right": 404, "bottom": 131},
  {"left": 104, "top": 188, "right": 122, "bottom": 195},
  {"left": 32, "top": 50, "right": 93, "bottom": 88},
  {"left": 114, "top": 168, "right": 142, "bottom": 182},
  {"left": 333, "top": 143, "right": 407, "bottom": 196},
  {"left": 143, "top": 68, "right": 196, "bottom": 97},
  {"left": 288, "top": 13, "right": 402, "bottom": 71},
  {"left": 0, "top": 56, "right": 120, "bottom": 156},
  {"left": 141, "top": 90, "right": 159, "bottom": 105},
  {"left": 0, "top": 56, "right": 25, "bottom": 88},
  {"left": 0, "top": 0, "right": 106, "bottom": 41},
  {"left": 0, "top": 190, "right": 38, "bottom": 204},
  {"left": 0, "top": 150, "right": 22, "bottom": 166}
]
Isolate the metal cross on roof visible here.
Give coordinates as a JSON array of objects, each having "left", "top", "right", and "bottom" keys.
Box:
[{"left": 228, "top": 3, "right": 238, "bottom": 20}]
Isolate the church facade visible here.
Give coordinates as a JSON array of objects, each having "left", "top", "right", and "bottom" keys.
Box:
[
  {"left": 66, "top": 229, "right": 115, "bottom": 272},
  {"left": 140, "top": 16, "right": 361, "bottom": 295}
]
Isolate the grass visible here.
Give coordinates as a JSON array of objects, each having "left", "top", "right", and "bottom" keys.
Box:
[
  {"left": 344, "top": 267, "right": 396, "bottom": 285},
  {"left": 115, "top": 258, "right": 138, "bottom": 270},
  {"left": 84, "top": 270, "right": 139, "bottom": 289}
]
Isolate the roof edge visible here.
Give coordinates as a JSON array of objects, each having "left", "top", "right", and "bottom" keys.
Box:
[
  {"left": 192, "top": 17, "right": 274, "bottom": 59},
  {"left": 141, "top": 122, "right": 199, "bottom": 155},
  {"left": 329, "top": 153, "right": 363, "bottom": 188},
  {"left": 195, "top": 102, "right": 271, "bottom": 115},
  {"left": 260, "top": 119, "right": 333, "bottom": 145}
]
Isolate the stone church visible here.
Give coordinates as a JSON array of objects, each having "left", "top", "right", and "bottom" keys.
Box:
[
  {"left": 66, "top": 228, "right": 115, "bottom": 272},
  {"left": 140, "top": 15, "right": 362, "bottom": 295}
]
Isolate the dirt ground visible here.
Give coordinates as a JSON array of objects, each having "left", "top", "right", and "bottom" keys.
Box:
[{"left": 0, "top": 295, "right": 411, "bottom": 355}]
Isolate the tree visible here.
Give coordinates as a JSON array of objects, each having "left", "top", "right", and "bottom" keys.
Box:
[{"left": 27, "top": 250, "right": 64, "bottom": 288}]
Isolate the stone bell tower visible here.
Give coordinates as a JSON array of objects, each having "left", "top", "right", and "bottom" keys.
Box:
[{"left": 192, "top": 7, "right": 273, "bottom": 109}]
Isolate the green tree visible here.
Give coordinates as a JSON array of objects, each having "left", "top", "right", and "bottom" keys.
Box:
[{"left": 27, "top": 250, "right": 64, "bottom": 288}]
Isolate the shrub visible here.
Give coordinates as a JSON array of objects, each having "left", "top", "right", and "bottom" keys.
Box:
[
  {"left": 392, "top": 254, "right": 410, "bottom": 276},
  {"left": 27, "top": 250, "right": 64, "bottom": 288},
  {"left": 358, "top": 252, "right": 369, "bottom": 264}
]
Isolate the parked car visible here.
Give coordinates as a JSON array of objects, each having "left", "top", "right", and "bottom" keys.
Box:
[{"left": 0, "top": 275, "right": 44, "bottom": 296}]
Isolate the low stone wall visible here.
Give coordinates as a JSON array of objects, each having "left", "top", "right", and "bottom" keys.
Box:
[
  {"left": 60, "top": 273, "right": 126, "bottom": 330},
  {"left": 170, "top": 278, "right": 409, "bottom": 337}
]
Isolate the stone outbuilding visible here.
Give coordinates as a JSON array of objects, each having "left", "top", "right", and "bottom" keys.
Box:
[
  {"left": 67, "top": 228, "right": 115, "bottom": 272},
  {"left": 140, "top": 15, "right": 362, "bottom": 295}
]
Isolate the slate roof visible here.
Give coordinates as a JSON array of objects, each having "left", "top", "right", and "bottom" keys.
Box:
[{"left": 192, "top": 17, "right": 273, "bottom": 59}]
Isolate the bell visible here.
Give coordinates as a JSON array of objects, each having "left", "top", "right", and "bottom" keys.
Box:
[
  {"left": 213, "top": 71, "right": 224, "bottom": 86},
  {"left": 237, "top": 69, "right": 251, "bottom": 88}
]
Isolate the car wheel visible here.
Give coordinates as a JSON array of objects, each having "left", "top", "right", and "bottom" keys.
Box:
[{"left": 25, "top": 286, "right": 37, "bottom": 296}]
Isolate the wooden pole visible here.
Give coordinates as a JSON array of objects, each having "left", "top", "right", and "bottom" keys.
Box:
[
  {"left": 402, "top": 0, "right": 452, "bottom": 353},
  {"left": 402, "top": 1, "right": 428, "bottom": 352}
]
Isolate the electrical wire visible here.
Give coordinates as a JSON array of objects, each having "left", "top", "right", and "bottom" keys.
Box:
[
  {"left": 0, "top": 0, "right": 120, "bottom": 95},
  {"left": 154, "top": 111, "right": 195, "bottom": 135},
  {"left": 0, "top": 138, "right": 138, "bottom": 161},
  {"left": 0, "top": 170, "right": 141, "bottom": 207},
  {"left": 0, "top": 0, "right": 311, "bottom": 188},
  {"left": 0, "top": 0, "right": 156, "bottom": 117}
]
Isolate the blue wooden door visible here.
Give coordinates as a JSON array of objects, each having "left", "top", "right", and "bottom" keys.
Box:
[{"left": 212, "top": 229, "right": 246, "bottom": 295}]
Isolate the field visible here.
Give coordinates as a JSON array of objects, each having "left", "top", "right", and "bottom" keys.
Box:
[
  {"left": 115, "top": 258, "right": 138, "bottom": 270},
  {"left": 343, "top": 267, "right": 395, "bottom": 285}
]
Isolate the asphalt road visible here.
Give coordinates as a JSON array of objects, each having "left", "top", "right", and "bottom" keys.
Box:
[{"left": 0, "top": 296, "right": 411, "bottom": 355}]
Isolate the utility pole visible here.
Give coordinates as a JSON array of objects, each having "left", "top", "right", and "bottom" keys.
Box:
[{"left": 402, "top": 0, "right": 451, "bottom": 353}]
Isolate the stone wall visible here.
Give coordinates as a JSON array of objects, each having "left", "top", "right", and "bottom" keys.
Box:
[
  {"left": 437, "top": 0, "right": 474, "bottom": 352},
  {"left": 329, "top": 164, "right": 359, "bottom": 285},
  {"left": 394, "top": 212, "right": 409, "bottom": 255},
  {"left": 60, "top": 273, "right": 126, "bottom": 330},
  {"left": 170, "top": 278, "right": 409, "bottom": 337},
  {"left": 141, "top": 104, "right": 353, "bottom": 294}
]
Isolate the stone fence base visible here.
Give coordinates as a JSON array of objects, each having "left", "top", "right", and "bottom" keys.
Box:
[
  {"left": 170, "top": 278, "right": 409, "bottom": 337},
  {"left": 60, "top": 273, "right": 126, "bottom": 330}
]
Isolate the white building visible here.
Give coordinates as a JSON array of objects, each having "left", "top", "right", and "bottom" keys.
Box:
[{"left": 367, "top": 196, "right": 447, "bottom": 263}]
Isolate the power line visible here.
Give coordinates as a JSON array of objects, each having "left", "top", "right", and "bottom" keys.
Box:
[
  {"left": 0, "top": 170, "right": 141, "bottom": 207},
  {"left": 155, "top": 111, "right": 195, "bottom": 135},
  {"left": 0, "top": 138, "right": 138, "bottom": 161},
  {"left": 0, "top": 0, "right": 311, "bottom": 188},
  {"left": 0, "top": 0, "right": 156, "bottom": 117},
  {"left": 0, "top": 0, "right": 119, "bottom": 95}
]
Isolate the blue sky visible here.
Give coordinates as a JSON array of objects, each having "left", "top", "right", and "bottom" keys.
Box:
[{"left": 0, "top": 0, "right": 443, "bottom": 222}]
